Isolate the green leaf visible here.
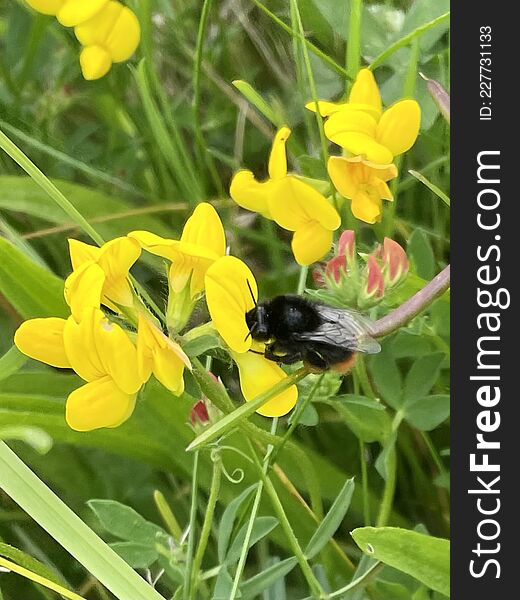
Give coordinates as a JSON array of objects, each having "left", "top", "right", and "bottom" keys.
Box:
[
  {"left": 0, "top": 346, "right": 27, "bottom": 382},
  {"left": 305, "top": 478, "right": 355, "bottom": 559},
  {"left": 0, "top": 237, "right": 68, "bottom": 319},
  {"left": 226, "top": 517, "right": 279, "bottom": 564},
  {"left": 0, "top": 542, "right": 65, "bottom": 587},
  {"left": 88, "top": 500, "right": 168, "bottom": 545},
  {"left": 217, "top": 485, "right": 256, "bottom": 563},
  {"left": 370, "top": 345, "right": 403, "bottom": 409},
  {"left": 0, "top": 426, "right": 53, "bottom": 454},
  {"left": 232, "top": 80, "right": 281, "bottom": 126},
  {"left": 403, "top": 353, "right": 445, "bottom": 404},
  {"left": 240, "top": 557, "right": 297, "bottom": 600},
  {"left": 183, "top": 334, "right": 221, "bottom": 358},
  {"left": 403, "top": 395, "right": 450, "bottom": 431},
  {"left": 408, "top": 230, "right": 435, "bottom": 281},
  {"left": 212, "top": 566, "right": 238, "bottom": 600},
  {"left": 351, "top": 527, "right": 450, "bottom": 595},
  {"left": 327, "top": 395, "right": 390, "bottom": 443},
  {"left": 109, "top": 542, "right": 158, "bottom": 569}
]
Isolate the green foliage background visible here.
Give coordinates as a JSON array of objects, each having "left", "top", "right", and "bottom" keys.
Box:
[{"left": 0, "top": 1, "right": 449, "bottom": 599}]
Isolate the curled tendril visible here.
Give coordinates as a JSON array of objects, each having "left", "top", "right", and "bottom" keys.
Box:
[{"left": 209, "top": 445, "right": 253, "bottom": 484}]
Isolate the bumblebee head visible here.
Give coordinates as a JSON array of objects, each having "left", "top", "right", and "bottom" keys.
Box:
[{"left": 245, "top": 305, "right": 270, "bottom": 342}]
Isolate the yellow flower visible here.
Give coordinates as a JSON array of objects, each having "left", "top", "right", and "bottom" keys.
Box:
[
  {"left": 25, "top": 1, "right": 140, "bottom": 80},
  {"left": 327, "top": 157, "right": 398, "bottom": 224},
  {"left": 75, "top": 1, "right": 141, "bottom": 80},
  {"left": 230, "top": 127, "right": 340, "bottom": 266},
  {"left": 65, "top": 236, "right": 141, "bottom": 317},
  {"left": 307, "top": 69, "right": 421, "bottom": 165},
  {"left": 137, "top": 315, "right": 191, "bottom": 396},
  {"left": 14, "top": 307, "right": 143, "bottom": 431},
  {"left": 205, "top": 256, "right": 298, "bottom": 417},
  {"left": 129, "top": 202, "right": 226, "bottom": 298}
]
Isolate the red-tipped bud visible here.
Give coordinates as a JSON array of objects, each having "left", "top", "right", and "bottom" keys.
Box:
[
  {"left": 338, "top": 230, "right": 356, "bottom": 260},
  {"left": 382, "top": 238, "right": 409, "bottom": 286},
  {"left": 365, "top": 255, "right": 385, "bottom": 299},
  {"left": 190, "top": 400, "right": 209, "bottom": 426},
  {"left": 325, "top": 255, "right": 347, "bottom": 284},
  {"left": 312, "top": 265, "right": 326, "bottom": 288}
]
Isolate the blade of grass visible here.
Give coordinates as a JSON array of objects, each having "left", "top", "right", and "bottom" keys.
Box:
[
  {"left": 369, "top": 12, "right": 450, "bottom": 70},
  {"left": 408, "top": 170, "right": 450, "bottom": 207},
  {"left": 0, "top": 441, "right": 166, "bottom": 600},
  {"left": 0, "top": 129, "right": 104, "bottom": 246}
]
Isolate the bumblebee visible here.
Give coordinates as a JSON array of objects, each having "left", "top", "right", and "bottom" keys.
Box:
[{"left": 245, "top": 294, "right": 380, "bottom": 373}]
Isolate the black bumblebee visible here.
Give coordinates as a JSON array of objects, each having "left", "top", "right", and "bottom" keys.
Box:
[{"left": 245, "top": 293, "right": 381, "bottom": 373}]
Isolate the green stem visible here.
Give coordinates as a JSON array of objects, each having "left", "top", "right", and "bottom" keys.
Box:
[
  {"left": 346, "top": 0, "right": 363, "bottom": 90},
  {"left": 420, "top": 431, "right": 448, "bottom": 480},
  {"left": 297, "top": 265, "right": 309, "bottom": 294},
  {"left": 183, "top": 451, "right": 200, "bottom": 600},
  {"left": 191, "top": 455, "right": 222, "bottom": 597},
  {"left": 193, "top": 0, "right": 224, "bottom": 195},
  {"left": 359, "top": 439, "right": 370, "bottom": 526},
  {"left": 248, "top": 443, "right": 325, "bottom": 600},
  {"left": 328, "top": 560, "right": 382, "bottom": 598},
  {"left": 354, "top": 356, "right": 375, "bottom": 398},
  {"left": 250, "top": 0, "right": 348, "bottom": 78},
  {"left": 376, "top": 446, "right": 397, "bottom": 527},
  {"left": 229, "top": 419, "right": 278, "bottom": 600}
]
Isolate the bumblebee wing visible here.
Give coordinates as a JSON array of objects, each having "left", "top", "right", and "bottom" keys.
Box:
[{"left": 294, "top": 305, "right": 381, "bottom": 354}]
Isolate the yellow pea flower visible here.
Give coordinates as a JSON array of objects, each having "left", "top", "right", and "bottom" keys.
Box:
[
  {"left": 25, "top": 1, "right": 140, "bottom": 80},
  {"left": 137, "top": 315, "right": 191, "bottom": 396},
  {"left": 14, "top": 307, "right": 143, "bottom": 431},
  {"left": 307, "top": 69, "right": 421, "bottom": 165},
  {"left": 129, "top": 202, "right": 226, "bottom": 298},
  {"left": 327, "top": 156, "right": 398, "bottom": 224},
  {"left": 66, "top": 236, "right": 141, "bottom": 316},
  {"left": 205, "top": 255, "right": 298, "bottom": 417},
  {"left": 75, "top": 1, "right": 141, "bottom": 80},
  {"left": 230, "top": 127, "right": 340, "bottom": 266}
]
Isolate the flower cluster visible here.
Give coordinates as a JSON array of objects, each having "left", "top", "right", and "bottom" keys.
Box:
[
  {"left": 25, "top": 1, "right": 140, "bottom": 80},
  {"left": 313, "top": 230, "right": 409, "bottom": 309},
  {"left": 308, "top": 68, "right": 421, "bottom": 224}
]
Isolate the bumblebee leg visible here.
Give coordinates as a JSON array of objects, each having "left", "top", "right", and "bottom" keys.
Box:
[{"left": 264, "top": 342, "right": 302, "bottom": 365}]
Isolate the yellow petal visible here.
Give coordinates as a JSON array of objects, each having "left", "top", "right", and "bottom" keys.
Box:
[
  {"left": 268, "top": 176, "right": 340, "bottom": 232},
  {"left": 292, "top": 222, "right": 333, "bottom": 266},
  {"left": 229, "top": 170, "right": 274, "bottom": 218},
  {"left": 232, "top": 351, "right": 298, "bottom": 417},
  {"left": 348, "top": 68, "right": 382, "bottom": 116},
  {"left": 97, "top": 237, "right": 140, "bottom": 306},
  {"left": 181, "top": 203, "right": 226, "bottom": 259},
  {"left": 305, "top": 100, "right": 348, "bottom": 116},
  {"left": 169, "top": 259, "right": 192, "bottom": 295},
  {"left": 93, "top": 312, "right": 142, "bottom": 394},
  {"left": 351, "top": 191, "right": 382, "bottom": 224},
  {"left": 25, "top": 0, "right": 65, "bottom": 16},
  {"left": 64, "top": 262, "right": 105, "bottom": 321},
  {"left": 57, "top": 0, "right": 109, "bottom": 27},
  {"left": 324, "top": 108, "right": 378, "bottom": 139},
  {"left": 68, "top": 239, "right": 100, "bottom": 271},
  {"left": 128, "top": 231, "right": 179, "bottom": 261},
  {"left": 376, "top": 180, "right": 394, "bottom": 201},
  {"left": 327, "top": 157, "right": 359, "bottom": 199},
  {"left": 152, "top": 347, "right": 185, "bottom": 395},
  {"left": 377, "top": 99, "right": 421, "bottom": 157},
  {"left": 79, "top": 45, "right": 112, "bottom": 80},
  {"left": 63, "top": 311, "right": 105, "bottom": 382},
  {"left": 329, "top": 131, "right": 393, "bottom": 164},
  {"left": 14, "top": 318, "right": 70, "bottom": 369},
  {"left": 205, "top": 256, "right": 257, "bottom": 353},
  {"left": 66, "top": 376, "right": 136, "bottom": 431},
  {"left": 268, "top": 126, "right": 291, "bottom": 180}
]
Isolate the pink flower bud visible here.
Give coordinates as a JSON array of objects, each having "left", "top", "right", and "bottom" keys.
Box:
[
  {"left": 382, "top": 238, "right": 409, "bottom": 286},
  {"left": 325, "top": 255, "right": 347, "bottom": 284},
  {"left": 190, "top": 400, "right": 209, "bottom": 426},
  {"left": 338, "top": 230, "right": 356, "bottom": 260},
  {"left": 365, "top": 255, "right": 385, "bottom": 299},
  {"left": 312, "top": 265, "right": 326, "bottom": 288}
]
